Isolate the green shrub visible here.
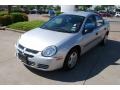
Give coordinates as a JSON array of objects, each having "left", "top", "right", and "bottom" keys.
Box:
[
  {"left": 0, "top": 15, "right": 12, "bottom": 26},
  {"left": 0, "top": 11, "right": 8, "bottom": 16},
  {"left": 0, "top": 16, "right": 3, "bottom": 26},
  {"left": 2, "top": 15, "right": 12, "bottom": 26},
  {"left": 0, "top": 13, "right": 6, "bottom": 16},
  {"left": 21, "top": 13, "right": 28, "bottom": 21},
  {"left": 11, "top": 13, "right": 28, "bottom": 23},
  {"left": 56, "top": 11, "right": 63, "bottom": 16},
  {"left": 0, "top": 12, "right": 28, "bottom": 26},
  {"left": 12, "top": 8, "right": 22, "bottom": 13}
]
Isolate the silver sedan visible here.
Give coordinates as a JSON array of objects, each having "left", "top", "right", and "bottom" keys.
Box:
[{"left": 16, "top": 11, "right": 110, "bottom": 71}]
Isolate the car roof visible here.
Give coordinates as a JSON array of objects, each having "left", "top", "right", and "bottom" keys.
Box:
[{"left": 62, "top": 11, "right": 97, "bottom": 17}]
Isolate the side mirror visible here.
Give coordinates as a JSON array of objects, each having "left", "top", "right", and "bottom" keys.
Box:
[{"left": 83, "top": 23, "right": 95, "bottom": 34}]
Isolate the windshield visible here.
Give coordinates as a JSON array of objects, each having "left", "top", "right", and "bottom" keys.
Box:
[{"left": 40, "top": 14, "right": 85, "bottom": 33}]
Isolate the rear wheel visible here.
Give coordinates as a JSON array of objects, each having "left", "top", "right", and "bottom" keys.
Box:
[{"left": 63, "top": 48, "right": 79, "bottom": 70}]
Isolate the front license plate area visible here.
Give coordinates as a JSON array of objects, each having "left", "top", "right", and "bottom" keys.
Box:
[{"left": 18, "top": 53, "right": 28, "bottom": 64}]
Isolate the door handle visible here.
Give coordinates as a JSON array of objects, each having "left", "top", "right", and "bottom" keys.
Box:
[
  {"left": 96, "top": 32, "right": 98, "bottom": 35},
  {"left": 104, "top": 28, "right": 107, "bottom": 30}
]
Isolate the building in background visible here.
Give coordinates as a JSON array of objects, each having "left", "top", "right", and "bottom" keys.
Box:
[{"left": 61, "top": 5, "right": 75, "bottom": 12}]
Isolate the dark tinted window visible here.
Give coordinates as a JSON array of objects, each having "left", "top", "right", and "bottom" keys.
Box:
[
  {"left": 85, "top": 15, "right": 96, "bottom": 25},
  {"left": 82, "top": 15, "right": 96, "bottom": 34},
  {"left": 41, "top": 14, "right": 85, "bottom": 33},
  {"left": 95, "top": 15, "right": 104, "bottom": 27}
]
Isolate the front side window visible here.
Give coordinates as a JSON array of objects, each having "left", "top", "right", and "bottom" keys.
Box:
[
  {"left": 40, "top": 14, "right": 85, "bottom": 33},
  {"left": 82, "top": 15, "right": 96, "bottom": 35},
  {"left": 85, "top": 15, "right": 96, "bottom": 25},
  {"left": 95, "top": 15, "right": 104, "bottom": 27}
]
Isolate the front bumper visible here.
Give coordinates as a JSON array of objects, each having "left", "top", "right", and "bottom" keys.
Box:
[{"left": 16, "top": 45, "right": 64, "bottom": 71}]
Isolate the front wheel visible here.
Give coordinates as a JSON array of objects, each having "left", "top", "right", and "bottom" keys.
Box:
[
  {"left": 100, "top": 34, "right": 108, "bottom": 46},
  {"left": 63, "top": 48, "right": 79, "bottom": 70}
]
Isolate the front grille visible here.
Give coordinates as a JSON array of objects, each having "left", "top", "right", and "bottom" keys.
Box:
[
  {"left": 24, "top": 53, "right": 34, "bottom": 58},
  {"left": 18, "top": 44, "right": 24, "bottom": 50},
  {"left": 17, "top": 44, "right": 39, "bottom": 58},
  {"left": 18, "top": 50, "right": 34, "bottom": 58},
  {"left": 18, "top": 49, "right": 22, "bottom": 54},
  {"left": 18, "top": 53, "right": 28, "bottom": 64},
  {"left": 26, "top": 48, "right": 39, "bottom": 54},
  {"left": 37, "top": 64, "right": 49, "bottom": 69},
  {"left": 27, "top": 61, "right": 35, "bottom": 66},
  {"left": 18, "top": 44, "right": 39, "bottom": 54}
]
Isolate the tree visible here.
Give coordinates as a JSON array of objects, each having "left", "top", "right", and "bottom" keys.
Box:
[
  {"left": 8, "top": 5, "right": 12, "bottom": 14},
  {"left": 94, "top": 6, "right": 103, "bottom": 11},
  {"left": 54, "top": 5, "right": 61, "bottom": 11},
  {"left": 75, "top": 5, "right": 92, "bottom": 11},
  {"left": 94, "top": 5, "right": 115, "bottom": 12}
]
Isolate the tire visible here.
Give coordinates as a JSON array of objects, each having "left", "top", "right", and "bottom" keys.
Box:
[
  {"left": 63, "top": 48, "right": 79, "bottom": 70},
  {"left": 100, "top": 34, "right": 108, "bottom": 46}
]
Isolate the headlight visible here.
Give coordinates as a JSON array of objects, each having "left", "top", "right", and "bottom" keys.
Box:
[{"left": 41, "top": 46, "right": 57, "bottom": 57}]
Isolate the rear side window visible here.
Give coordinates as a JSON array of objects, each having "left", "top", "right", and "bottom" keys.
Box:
[{"left": 95, "top": 15, "right": 104, "bottom": 27}]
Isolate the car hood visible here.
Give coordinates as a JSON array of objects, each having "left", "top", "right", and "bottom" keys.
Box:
[{"left": 19, "top": 28, "right": 74, "bottom": 51}]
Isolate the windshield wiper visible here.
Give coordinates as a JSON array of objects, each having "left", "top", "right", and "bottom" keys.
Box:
[
  {"left": 53, "top": 27, "right": 72, "bottom": 33},
  {"left": 41, "top": 27, "right": 74, "bottom": 33}
]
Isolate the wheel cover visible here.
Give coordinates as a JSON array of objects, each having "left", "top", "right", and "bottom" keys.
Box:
[{"left": 68, "top": 52, "right": 78, "bottom": 68}]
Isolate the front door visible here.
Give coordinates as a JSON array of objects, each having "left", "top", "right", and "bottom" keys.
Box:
[{"left": 80, "top": 15, "right": 98, "bottom": 54}]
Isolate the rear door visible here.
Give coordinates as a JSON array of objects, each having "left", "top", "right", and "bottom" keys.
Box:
[{"left": 94, "top": 15, "right": 106, "bottom": 43}]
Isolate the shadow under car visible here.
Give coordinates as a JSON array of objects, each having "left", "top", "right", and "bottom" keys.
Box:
[{"left": 25, "top": 39, "right": 120, "bottom": 82}]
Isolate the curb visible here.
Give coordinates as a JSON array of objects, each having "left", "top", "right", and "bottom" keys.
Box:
[
  {"left": 0, "top": 26, "right": 6, "bottom": 30},
  {"left": 5, "top": 28, "right": 26, "bottom": 33}
]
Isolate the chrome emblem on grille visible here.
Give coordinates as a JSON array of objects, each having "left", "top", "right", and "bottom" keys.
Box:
[{"left": 22, "top": 48, "right": 26, "bottom": 55}]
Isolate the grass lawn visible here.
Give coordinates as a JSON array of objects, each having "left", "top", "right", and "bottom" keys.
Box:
[{"left": 7, "top": 20, "right": 46, "bottom": 31}]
